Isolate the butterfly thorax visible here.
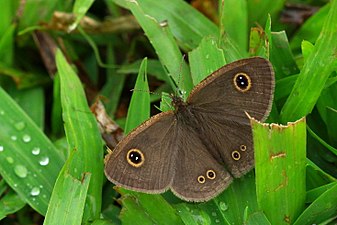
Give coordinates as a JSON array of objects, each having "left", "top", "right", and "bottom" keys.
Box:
[{"left": 171, "top": 95, "right": 188, "bottom": 112}]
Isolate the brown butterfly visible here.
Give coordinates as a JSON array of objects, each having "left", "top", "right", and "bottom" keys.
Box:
[{"left": 104, "top": 57, "right": 275, "bottom": 202}]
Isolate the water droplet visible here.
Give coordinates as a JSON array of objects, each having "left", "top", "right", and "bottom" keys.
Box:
[
  {"left": 39, "top": 157, "right": 49, "bottom": 166},
  {"left": 211, "top": 211, "right": 217, "bottom": 217},
  {"left": 32, "top": 147, "right": 40, "bottom": 155},
  {"left": 42, "top": 194, "right": 47, "bottom": 198},
  {"left": 14, "top": 165, "right": 28, "bottom": 178},
  {"left": 30, "top": 187, "right": 40, "bottom": 196},
  {"left": 215, "top": 219, "right": 220, "bottom": 223},
  {"left": 14, "top": 121, "right": 26, "bottom": 131},
  {"left": 22, "top": 134, "right": 31, "bottom": 143},
  {"left": 0, "top": 146, "right": 3, "bottom": 152},
  {"left": 205, "top": 54, "right": 210, "bottom": 59},
  {"left": 11, "top": 136, "right": 17, "bottom": 141},
  {"left": 219, "top": 202, "right": 228, "bottom": 211},
  {"left": 13, "top": 183, "right": 18, "bottom": 187},
  {"left": 6, "top": 157, "right": 14, "bottom": 164},
  {"left": 0, "top": 110, "right": 4, "bottom": 115}
]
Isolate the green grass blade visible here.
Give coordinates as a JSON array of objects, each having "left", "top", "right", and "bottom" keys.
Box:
[
  {"left": 251, "top": 117, "right": 306, "bottom": 224},
  {"left": 270, "top": 31, "right": 299, "bottom": 80},
  {"left": 70, "top": 0, "right": 95, "bottom": 31},
  {"left": 0, "top": 87, "right": 64, "bottom": 215},
  {"left": 280, "top": 0, "right": 337, "bottom": 122},
  {"left": 219, "top": 0, "right": 248, "bottom": 55},
  {"left": 188, "top": 36, "right": 226, "bottom": 85},
  {"left": 44, "top": 158, "right": 91, "bottom": 225},
  {"left": 293, "top": 182, "right": 337, "bottom": 225},
  {"left": 113, "top": 0, "right": 218, "bottom": 50},
  {"left": 56, "top": 49, "right": 103, "bottom": 221},
  {"left": 100, "top": 43, "right": 127, "bottom": 117},
  {"left": 246, "top": 212, "right": 271, "bottom": 225},
  {"left": 118, "top": 189, "right": 184, "bottom": 225},
  {"left": 0, "top": 190, "right": 25, "bottom": 220},
  {"left": 125, "top": 0, "right": 193, "bottom": 97},
  {"left": 0, "top": 24, "right": 15, "bottom": 66},
  {"left": 290, "top": 3, "right": 330, "bottom": 53},
  {"left": 124, "top": 58, "right": 150, "bottom": 134}
]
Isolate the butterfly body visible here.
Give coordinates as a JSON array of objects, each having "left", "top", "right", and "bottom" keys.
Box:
[{"left": 105, "top": 57, "right": 274, "bottom": 202}]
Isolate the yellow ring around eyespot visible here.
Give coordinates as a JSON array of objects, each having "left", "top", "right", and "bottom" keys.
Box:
[
  {"left": 197, "top": 175, "right": 206, "bottom": 184},
  {"left": 233, "top": 72, "right": 252, "bottom": 92},
  {"left": 206, "top": 169, "right": 216, "bottom": 180},
  {"left": 240, "top": 144, "right": 247, "bottom": 151},
  {"left": 231, "top": 150, "right": 241, "bottom": 161},
  {"left": 126, "top": 148, "right": 145, "bottom": 168}
]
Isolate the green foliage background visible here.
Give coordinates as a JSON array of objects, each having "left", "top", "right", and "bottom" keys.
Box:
[{"left": 0, "top": 0, "right": 336, "bottom": 224}]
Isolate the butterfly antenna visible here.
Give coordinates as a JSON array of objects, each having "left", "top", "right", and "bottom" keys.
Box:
[{"left": 130, "top": 88, "right": 160, "bottom": 97}]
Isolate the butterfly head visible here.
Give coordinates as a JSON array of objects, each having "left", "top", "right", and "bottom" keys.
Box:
[{"left": 171, "top": 94, "right": 187, "bottom": 111}]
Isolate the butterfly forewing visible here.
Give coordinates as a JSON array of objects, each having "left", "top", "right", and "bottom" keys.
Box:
[
  {"left": 187, "top": 57, "right": 274, "bottom": 177},
  {"left": 188, "top": 57, "right": 274, "bottom": 123},
  {"left": 104, "top": 111, "right": 178, "bottom": 193}
]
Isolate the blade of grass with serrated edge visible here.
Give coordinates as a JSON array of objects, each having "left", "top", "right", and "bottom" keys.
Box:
[
  {"left": 280, "top": 0, "right": 337, "bottom": 123},
  {"left": 0, "top": 87, "right": 64, "bottom": 215},
  {"left": 126, "top": 0, "right": 193, "bottom": 98},
  {"left": 44, "top": 154, "right": 91, "bottom": 225},
  {"left": 56, "top": 49, "right": 103, "bottom": 221},
  {"left": 188, "top": 36, "right": 226, "bottom": 85},
  {"left": 251, "top": 117, "right": 306, "bottom": 224},
  {"left": 124, "top": 57, "right": 150, "bottom": 134},
  {"left": 293, "top": 182, "right": 337, "bottom": 225}
]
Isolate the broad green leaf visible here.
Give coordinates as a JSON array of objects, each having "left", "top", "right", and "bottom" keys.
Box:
[
  {"left": 44, "top": 157, "right": 91, "bottom": 225},
  {"left": 0, "top": 87, "right": 64, "bottom": 215},
  {"left": 251, "top": 117, "right": 306, "bottom": 224},
  {"left": 56, "top": 49, "right": 103, "bottom": 221}
]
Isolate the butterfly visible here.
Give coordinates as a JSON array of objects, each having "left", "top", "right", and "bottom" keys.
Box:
[{"left": 104, "top": 57, "right": 274, "bottom": 202}]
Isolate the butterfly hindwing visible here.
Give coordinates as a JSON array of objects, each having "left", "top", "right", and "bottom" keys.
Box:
[{"left": 171, "top": 122, "right": 232, "bottom": 202}]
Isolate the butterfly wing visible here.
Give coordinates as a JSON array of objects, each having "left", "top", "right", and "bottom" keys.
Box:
[
  {"left": 187, "top": 57, "right": 274, "bottom": 177},
  {"left": 171, "top": 121, "right": 232, "bottom": 202},
  {"left": 104, "top": 111, "right": 178, "bottom": 193}
]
